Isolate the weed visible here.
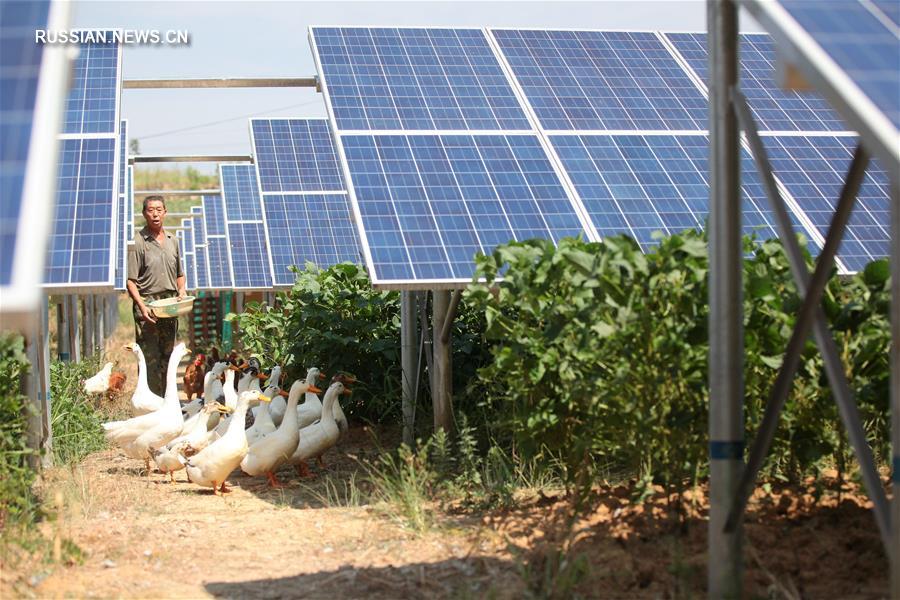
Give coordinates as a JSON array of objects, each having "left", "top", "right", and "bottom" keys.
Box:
[{"left": 49, "top": 354, "right": 109, "bottom": 465}]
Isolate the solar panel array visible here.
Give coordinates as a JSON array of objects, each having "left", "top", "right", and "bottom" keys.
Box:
[
  {"left": 45, "top": 30, "right": 123, "bottom": 290},
  {"left": 310, "top": 26, "right": 892, "bottom": 285},
  {"left": 181, "top": 217, "right": 197, "bottom": 291},
  {"left": 1, "top": 0, "right": 68, "bottom": 318},
  {"left": 250, "top": 118, "right": 361, "bottom": 286},
  {"left": 191, "top": 206, "right": 210, "bottom": 289},
  {"left": 220, "top": 164, "right": 273, "bottom": 289},
  {"left": 202, "top": 195, "right": 233, "bottom": 289}
]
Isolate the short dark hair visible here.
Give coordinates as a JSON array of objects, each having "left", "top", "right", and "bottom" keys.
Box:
[{"left": 142, "top": 195, "right": 166, "bottom": 212}]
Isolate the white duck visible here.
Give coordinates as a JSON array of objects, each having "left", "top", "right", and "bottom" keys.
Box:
[
  {"left": 183, "top": 390, "right": 265, "bottom": 494},
  {"left": 288, "top": 381, "right": 351, "bottom": 477},
  {"left": 245, "top": 385, "right": 287, "bottom": 446},
  {"left": 211, "top": 369, "right": 240, "bottom": 438},
  {"left": 236, "top": 359, "right": 266, "bottom": 394},
  {"left": 262, "top": 366, "right": 285, "bottom": 424},
  {"left": 181, "top": 362, "right": 229, "bottom": 431},
  {"left": 84, "top": 362, "right": 114, "bottom": 395},
  {"left": 103, "top": 343, "right": 192, "bottom": 472},
  {"left": 296, "top": 369, "right": 349, "bottom": 433},
  {"left": 125, "top": 343, "right": 165, "bottom": 415},
  {"left": 152, "top": 401, "right": 230, "bottom": 482},
  {"left": 241, "top": 379, "right": 320, "bottom": 486}
]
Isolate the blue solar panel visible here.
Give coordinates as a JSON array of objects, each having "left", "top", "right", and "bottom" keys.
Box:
[
  {"left": 45, "top": 137, "right": 116, "bottom": 284},
  {"left": 176, "top": 229, "right": 186, "bottom": 284},
  {"left": 665, "top": 32, "right": 846, "bottom": 131},
  {"left": 551, "top": 133, "right": 823, "bottom": 253},
  {"left": 202, "top": 194, "right": 225, "bottom": 236},
  {"left": 226, "top": 222, "right": 272, "bottom": 288},
  {"left": 62, "top": 32, "right": 120, "bottom": 135},
  {"left": 206, "top": 236, "right": 232, "bottom": 289},
  {"left": 114, "top": 194, "right": 126, "bottom": 290},
  {"left": 763, "top": 134, "right": 890, "bottom": 271},
  {"left": 341, "top": 134, "right": 589, "bottom": 282},
  {"left": 220, "top": 164, "right": 273, "bottom": 288},
  {"left": 182, "top": 218, "right": 197, "bottom": 291},
  {"left": 0, "top": 0, "right": 53, "bottom": 291},
  {"left": 191, "top": 206, "right": 206, "bottom": 245},
  {"left": 220, "top": 163, "right": 262, "bottom": 220},
  {"left": 118, "top": 120, "right": 127, "bottom": 194},
  {"left": 263, "top": 194, "right": 360, "bottom": 285},
  {"left": 872, "top": 0, "right": 900, "bottom": 28},
  {"left": 492, "top": 29, "right": 708, "bottom": 131},
  {"left": 311, "top": 27, "right": 531, "bottom": 131},
  {"left": 251, "top": 119, "right": 345, "bottom": 192},
  {"left": 779, "top": 0, "right": 900, "bottom": 129}
]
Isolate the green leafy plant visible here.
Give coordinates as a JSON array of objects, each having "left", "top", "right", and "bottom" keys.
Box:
[
  {"left": 0, "top": 333, "right": 37, "bottom": 530},
  {"left": 49, "top": 354, "right": 108, "bottom": 465}
]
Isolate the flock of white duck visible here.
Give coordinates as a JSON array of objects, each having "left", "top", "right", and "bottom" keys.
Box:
[{"left": 103, "top": 341, "right": 352, "bottom": 494}]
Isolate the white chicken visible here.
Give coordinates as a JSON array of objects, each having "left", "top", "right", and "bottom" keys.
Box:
[{"left": 84, "top": 362, "right": 114, "bottom": 394}]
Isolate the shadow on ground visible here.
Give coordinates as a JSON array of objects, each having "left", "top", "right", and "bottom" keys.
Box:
[{"left": 204, "top": 556, "right": 518, "bottom": 599}]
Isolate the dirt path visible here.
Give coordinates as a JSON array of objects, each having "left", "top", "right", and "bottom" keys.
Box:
[{"left": 9, "top": 428, "right": 523, "bottom": 600}]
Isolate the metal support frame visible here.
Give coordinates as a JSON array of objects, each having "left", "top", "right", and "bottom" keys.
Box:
[
  {"left": 67, "top": 296, "right": 81, "bottom": 363},
  {"left": 123, "top": 77, "right": 317, "bottom": 89},
  {"left": 57, "top": 299, "right": 70, "bottom": 361},
  {"left": 727, "top": 87, "right": 892, "bottom": 554},
  {"left": 707, "top": 1, "right": 744, "bottom": 596},
  {"left": 401, "top": 291, "right": 418, "bottom": 446},
  {"left": 82, "top": 295, "right": 94, "bottom": 357},
  {"left": 132, "top": 155, "right": 251, "bottom": 164},
  {"left": 440, "top": 290, "right": 462, "bottom": 345},
  {"left": 23, "top": 296, "right": 53, "bottom": 468},
  {"left": 96, "top": 294, "right": 105, "bottom": 349},
  {"left": 431, "top": 290, "right": 453, "bottom": 433}
]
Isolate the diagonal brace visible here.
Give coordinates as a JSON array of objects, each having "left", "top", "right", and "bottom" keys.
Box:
[{"left": 726, "top": 87, "right": 891, "bottom": 555}]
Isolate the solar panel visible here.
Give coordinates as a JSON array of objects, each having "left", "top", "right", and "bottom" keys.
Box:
[
  {"left": 202, "top": 194, "right": 225, "bottom": 236},
  {"left": 181, "top": 218, "right": 197, "bottom": 291},
  {"left": 220, "top": 164, "right": 273, "bottom": 289},
  {"left": 44, "top": 137, "right": 117, "bottom": 285},
  {"left": 762, "top": 134, "right": 890, "bottom": 271},
  {"left": 114, "top": 120, "right": 128, "bottom": 290},
  {"left": 551, "top": 133, "right": 823, "bottom": 252},
  {"left": 491, "top": 29, "right": 708, "bottom": 131},
  {"left": 1, "top": 0, "right": 69, "bottom": 320},
  {"left": 871, "top": 0, "right": 900, "bottom": 28},
  {"left": 251, "top": 119, "right": 345, "bottom": 192},
  {"left": 664, "top": 32, "right": 846, "bottom": 131},
  {"left": 310, "top": 27, "right": 531, "bottom": 131},
  {"left": 778, "top": 0, "right": 899, "bottom": 129},
  {"left": 45, "top": 30, "right": 123, "bottom": 289},
  {"left": 192, "top": 207, "right": 210, "bottom": 290},
  {"left": 127, "top": 165, "right": 134, "bottom": 239},
  {"left": 62, "top": 31, "right": 121, "bottom": 135},
  {"left": 176, "top": 229, "right": 186, "bottom": 287},
  {"left": 340, "top": 134, "right": 591, "bottom": 283},
  {"left": 201, "top": 194, "right": 232, "bottom": 289},
  {"left": 263, "top": 194, "right": 361, "bottom": 285}
]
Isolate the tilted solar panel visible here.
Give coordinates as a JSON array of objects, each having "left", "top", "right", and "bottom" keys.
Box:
[
  {"left": 551, "top": 133, "right": 822, "bottom": 253},
  {"left": 778, "top": 0, "right": 899, "bottom": 129},
  {"left": 251, "top": 119, "right": 345, "bottom": 193},
  {"left": 114, "top": 120, "right": 128, "bottom": 290},
  {"left": 202, "top": 194, "right": 226, "bottom": 236},
  {"left": 220, "top": 164, "right": 273, "bottom": 289},
  {"left": 44, "top": 137, "right": 117, "bottom": 285},
  {"left": 182, "top": 218, "right": 197, "bottom": 291},
  {"left": 491, "top": 29, "right": 709, "bottom": 131},
  {"left": 192, "top": 206, "right": 209, "bottom": 289},
  {"left": 340, "top": 134, "right": 590, "bottom": 283},
  {"left": 311, "top": 27, "right": 531, "bottom": 131},
  {"left": 62, "top": 32, "right": 120, "bottom": 135},
  {"left": 263, "top": 194, "right": 360, "bottom": 285},
  {"left": 1, "top": 0, "right": 69, "bottom": 320},
  {"left": 127, "top": 165, "right": 134, "bottom": 239},
  {"left": 762, "top": 134, "right": 890, "bottom": 272},
  {"left": 201, "top": 195, "right": 232, "bottom": 289},
  {"left": 664, "top": 32, "right": 846, "bottom": 131}
]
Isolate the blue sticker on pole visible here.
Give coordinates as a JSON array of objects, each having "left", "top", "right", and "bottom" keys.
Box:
[{"left": 709, "top": 440, "right": 744, "bottom": 460}]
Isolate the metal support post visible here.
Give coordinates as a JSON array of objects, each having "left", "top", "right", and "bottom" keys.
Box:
[
  {"left": 401, "top": 291, "right": 418, "bottom": 446},
  {"left": 431, "top": 290, "right": 453, "bottom": 433},
  {"left": 37, "top": 295, "right": 52, "bottom": 466},
  {"left": 68, "top": 296, "right": 81, "bottom": 363},
  {"left": 82, "top": 295, "right": 94, "bottom": 357},
  {"left": 707, "top": 0, "right": 743, "bottom": 596},
  {"left": 96, "top": 294, "right": 105, "bottom": 351},
  {"left": 57, "top": 300, "right": 71, "bottom": 361},
  {"left": 22, "top": 329, "right": 42, "bottom": 470},
  {"left": 891, "top": 181, "right": 900, "bottom": 598}
]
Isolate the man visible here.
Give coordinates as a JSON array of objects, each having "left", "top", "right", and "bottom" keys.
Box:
[{"left": 127, "top": 195, "right": 186, "bottom": 396}]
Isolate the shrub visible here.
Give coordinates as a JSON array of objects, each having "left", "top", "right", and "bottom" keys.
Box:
[
  {"left": 49, "top": 354, "right": 108, "bottom": 465},
  {"left": 0, "top": 334, "right": 37, "bottom": 530}
]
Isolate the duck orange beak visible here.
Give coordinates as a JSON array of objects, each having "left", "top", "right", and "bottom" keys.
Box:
[
  {"left": 278, "top": 390, "right": 290, "bottom": 398},
  {"left": 342, "top": 388, "right": 353, "bottom": 396},
  {"left": 318, "top": 372, "right": 327, "bottom": 381},
  {"left": 308, "top": 385, "right": 322, "bottom": 394}
]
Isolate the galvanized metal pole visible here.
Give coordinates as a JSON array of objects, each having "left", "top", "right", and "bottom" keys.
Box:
[
  {"left": 401, "top": 291, "right": 418, "bottom": 446},
  {"left": 708, "top": 0, "right": 743, "bottom": 597},
  {"left": 431, "top": 290, "right": 453, "bottom": 433},
  {"left": 96, "top": 294, "right": 105, "bottom": 351},
  {"left": 37, "top": 295, "right": 52, "bottom": 466},
  {"left": 68, "top": 296, "right": 81, "bottom": 363},
  {"left": 891, "top": 181, "right": 900, "bottom": 599},
  {"left": 57, "top": 300, "right": 71, "bottom": 361},
  {"left": 22, "top": 327, "right": 42, "bottom": 470},
  {"left": 82, "top": 295, "right": 94, "bottom": 357}
]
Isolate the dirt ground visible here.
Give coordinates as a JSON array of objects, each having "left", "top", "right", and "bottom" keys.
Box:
[{"left": 3, "top": 302, "right": 889, "bottom": 598}]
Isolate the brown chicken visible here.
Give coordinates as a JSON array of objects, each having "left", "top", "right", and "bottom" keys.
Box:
[
  {"left": 104, "top": 371, "right": 127, "bottom": 402},
  {"left": 206, "top": 346, "right": 221, "bottom": 370},
  {"left": 183, "top": 353, "right": 206, "bottom": 401}
]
